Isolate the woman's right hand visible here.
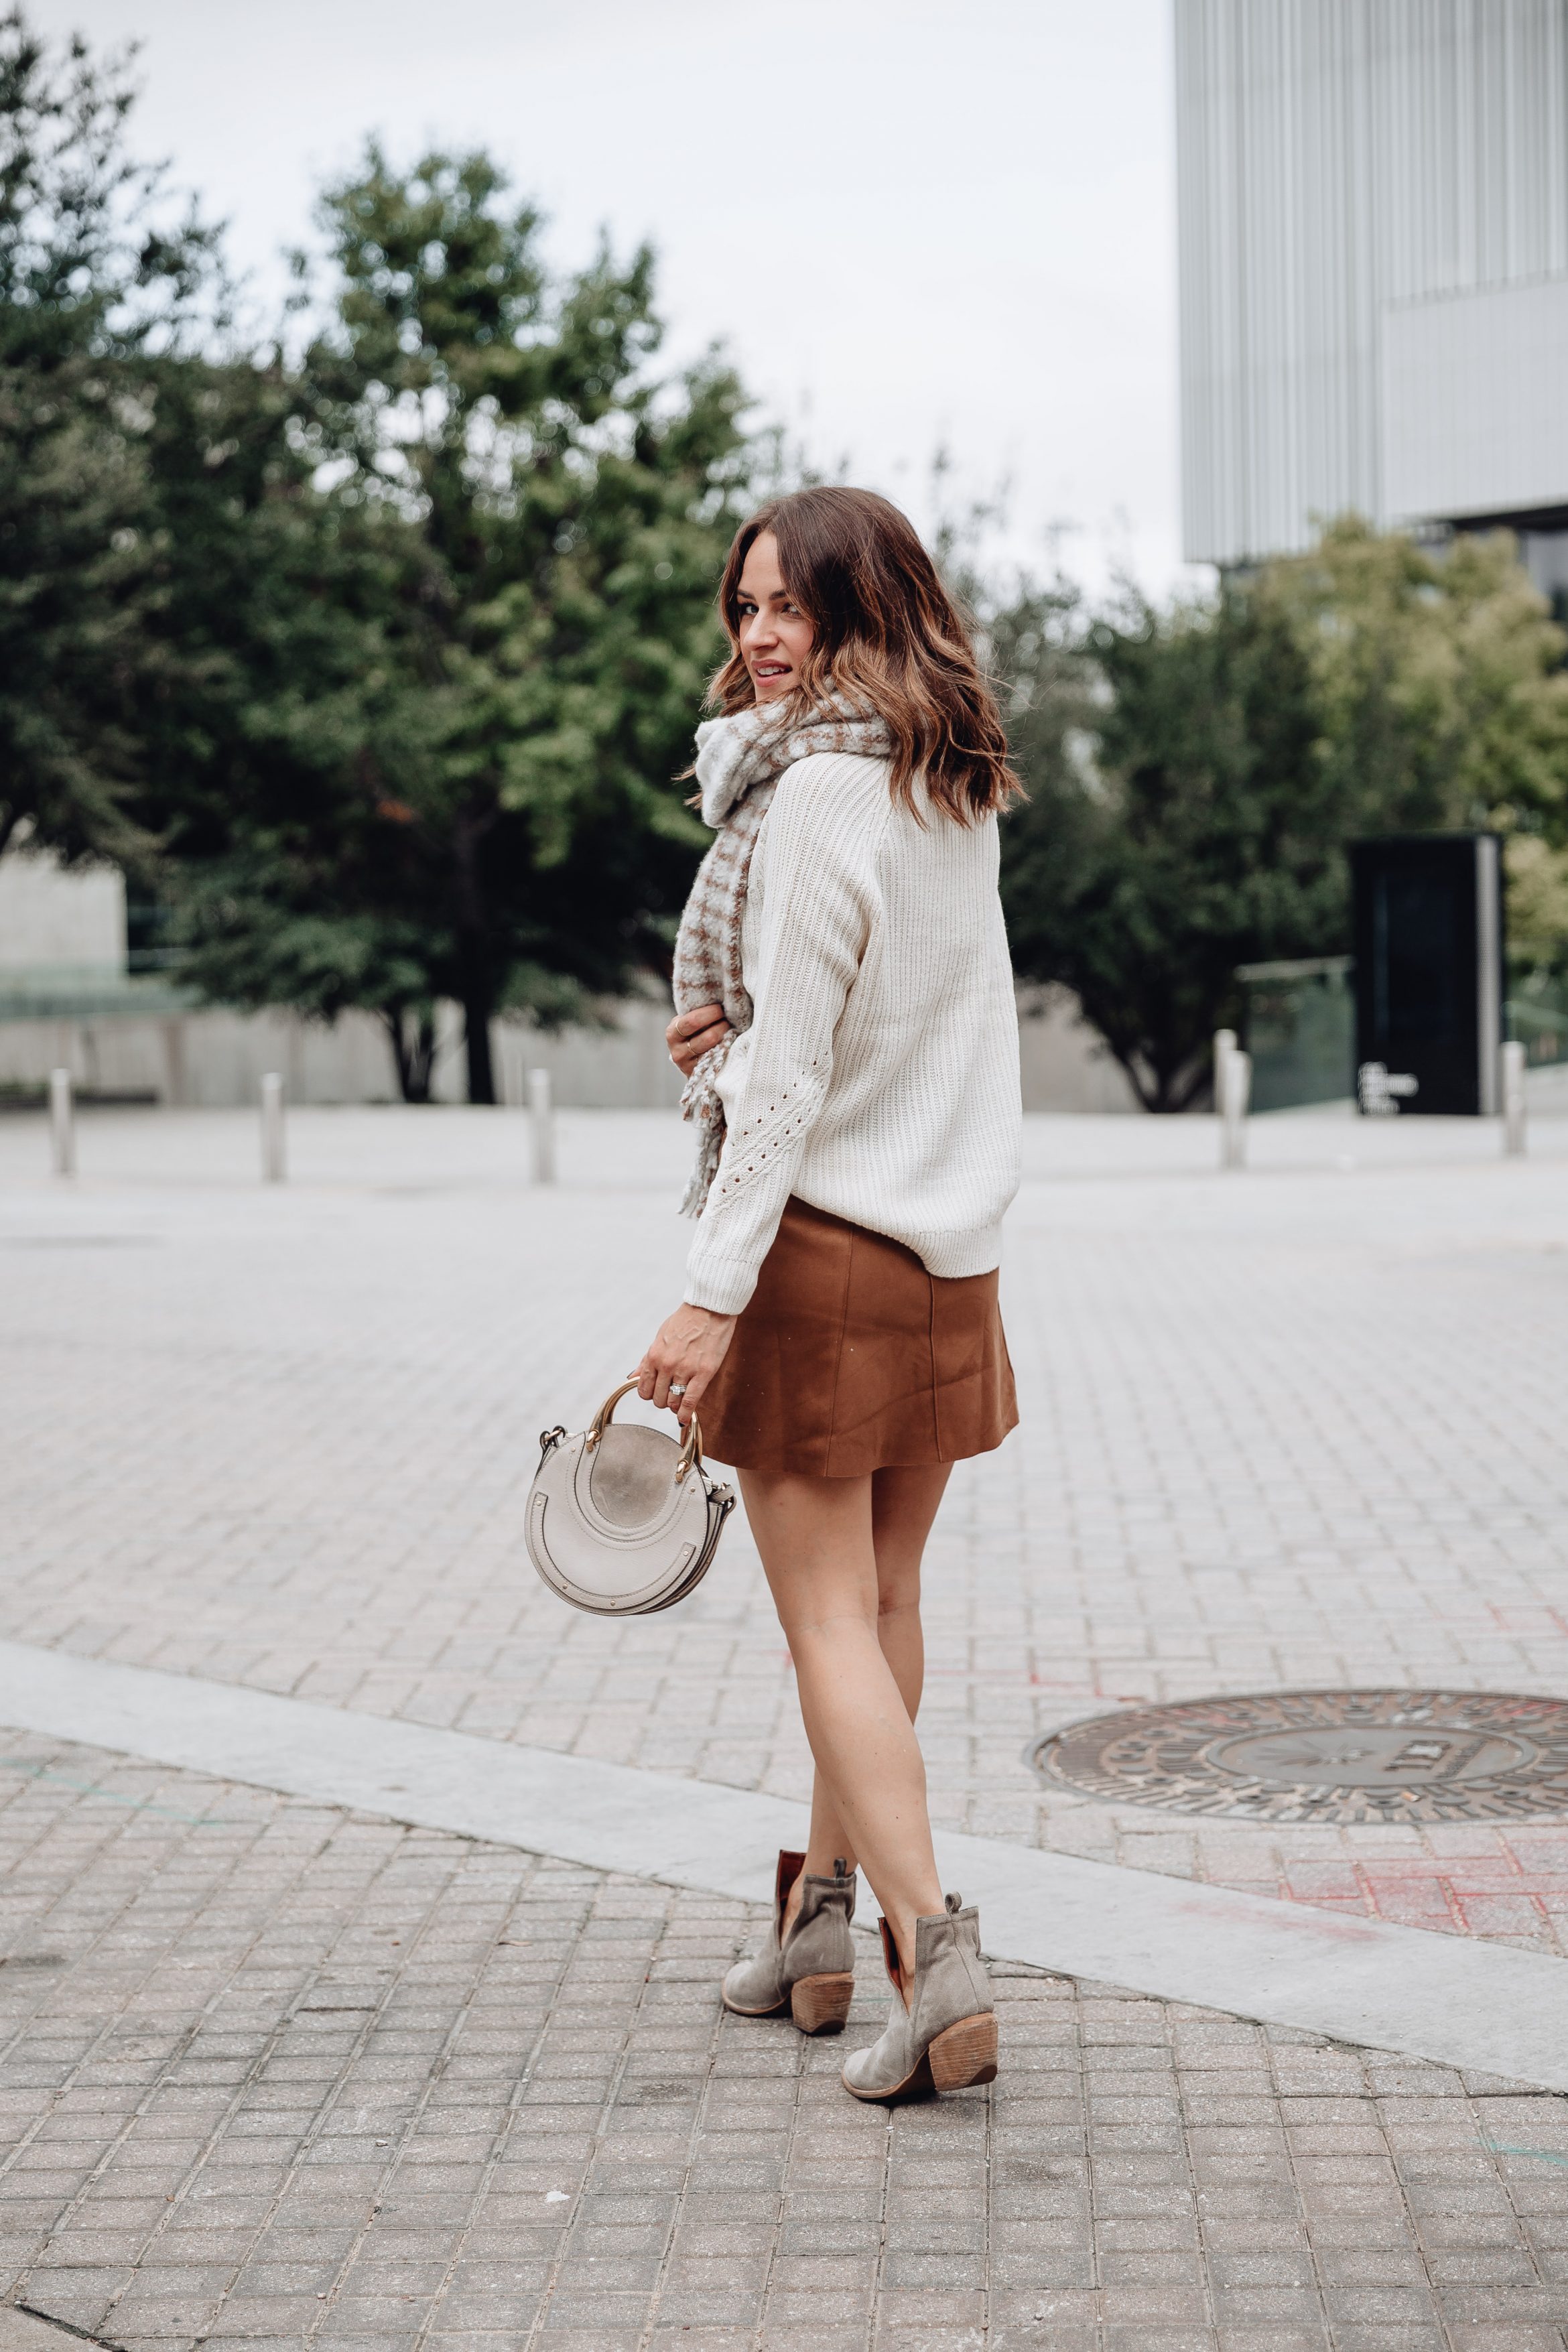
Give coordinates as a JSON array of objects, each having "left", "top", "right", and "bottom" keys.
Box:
[
  {"left": 667, "top": 1001, "right": 731, "bottom": 1078},
  {"left": 635, "top": 1301, "right": 737, "bottom": 1427}
]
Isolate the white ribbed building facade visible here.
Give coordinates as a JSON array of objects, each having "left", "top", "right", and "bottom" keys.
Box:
[{"left": 1176, "top": 0, "right": 1568, "bottom": 592}]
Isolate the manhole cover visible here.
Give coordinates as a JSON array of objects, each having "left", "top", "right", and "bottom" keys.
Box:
[{"left": 1032, "top": 1690, "right": 1568, "bottom": 1823}]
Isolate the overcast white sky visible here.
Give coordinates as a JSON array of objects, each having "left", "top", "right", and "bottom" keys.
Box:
[{"left": 33, "top": 0, "right": 1191, "bottom": 597}]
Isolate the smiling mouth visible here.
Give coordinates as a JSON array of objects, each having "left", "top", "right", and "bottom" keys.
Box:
[{"left": 754, "top": 662, "right": 791, "bottom": 678}]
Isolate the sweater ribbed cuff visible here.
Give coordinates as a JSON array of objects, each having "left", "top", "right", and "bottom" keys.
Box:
[{"left": 682, "top": 1248, "right": 759, "bottom": 1318}]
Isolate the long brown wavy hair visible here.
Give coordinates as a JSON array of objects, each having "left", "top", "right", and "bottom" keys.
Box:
[{"left": 710, "top": 486, "right": 1021, "bottom": 824}]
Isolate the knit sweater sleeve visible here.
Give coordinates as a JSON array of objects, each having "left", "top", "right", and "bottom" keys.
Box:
[{"left": 683, "top": 755, "right": 887, "bottom": 1316}]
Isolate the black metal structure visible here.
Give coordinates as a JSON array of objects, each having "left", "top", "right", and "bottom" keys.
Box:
[{"left": 1350, "top": 833, "right": 1503, "bottom": 1116}]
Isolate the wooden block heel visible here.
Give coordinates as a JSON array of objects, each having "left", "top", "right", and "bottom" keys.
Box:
[
  {"left": 927, "top": 2012, "right": 998, "bottom": 2091},
  {"left": 790, "top": 1971, "right": 856, "bottom": 2034}
]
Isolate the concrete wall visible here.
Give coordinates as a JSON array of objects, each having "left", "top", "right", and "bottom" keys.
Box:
[
  {"left": 493, "top": 1004, "right": 683, "bottom": 1111},
  {"left": 1017, "top": 985, "right": 1138, "bottom": 1112},
  {"left": 0, "top": 1004, "right": 407, "bottom": 1106},
  {"left": 0, "top": 998, "right": 687, "bottom": 1110},
  {"left": 0, "top": 983, "right": 1134, "bottom": 1112},
  {"left": 0, "top": 849, "right": 125, "bottom": 972}
]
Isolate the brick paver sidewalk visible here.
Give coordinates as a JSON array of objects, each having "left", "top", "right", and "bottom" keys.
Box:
[
  {"left": 2, "top": 1108, "right": 1567, "bottom": 1947},
  {"left": 3, "top": 1103, "right": 1568, "bottom": 2347},
  {"left": 7, "top": 1730, "right": 1568, "bottom": 2352}
]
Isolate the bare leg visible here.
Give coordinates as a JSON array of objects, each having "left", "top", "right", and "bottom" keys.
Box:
[
  {"left": 743, "top": 1464, "right": 952, "bottom": 1981},
  {"left": 793, "top": 1463, "right": 952, "bottom": 1895}
]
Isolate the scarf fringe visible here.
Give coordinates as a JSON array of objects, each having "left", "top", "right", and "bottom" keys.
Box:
[{"left": 677, "top": 1040, "right": 733, "bottom": 1218}]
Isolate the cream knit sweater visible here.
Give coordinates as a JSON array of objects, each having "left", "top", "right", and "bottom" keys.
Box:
[{"left": 683, "top": 750, "right": 1022, "bottom": 1317}]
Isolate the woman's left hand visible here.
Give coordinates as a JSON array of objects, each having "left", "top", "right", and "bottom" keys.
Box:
[
  {"left": 637, "top": 1303, "right": 737, "bottom": 1427},
  {"left": 667, "top": 1002, "right": 731, "bottom": 1078}
]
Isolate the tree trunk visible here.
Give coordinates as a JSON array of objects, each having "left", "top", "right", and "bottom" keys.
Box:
[
  {"left": 383, "top": 1006, "right": 437, "bottom": 1103},
  {"left": 451, "top": 809, "right": 498, "bottom": 1104},
  {"left": 1130, "top": 1051, "right": 1212, "bottom": 1112},
  {"left": 1108, "top": 1045, "right": 1163, "bottom": 1111},
  {"left": 462, "top": 990, "right": 496, "bottom": 1104}
]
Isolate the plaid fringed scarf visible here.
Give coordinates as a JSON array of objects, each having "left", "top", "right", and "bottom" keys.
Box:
[{"left": 673, "top": 698, "right": 892, "bottom": 1217}]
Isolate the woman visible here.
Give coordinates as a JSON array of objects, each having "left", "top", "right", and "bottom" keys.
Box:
[{"left": 636, "top": 486, "right": 1021, "bottom": 2101}]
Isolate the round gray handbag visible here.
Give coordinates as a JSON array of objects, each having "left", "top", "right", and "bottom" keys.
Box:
[{"left": 526, "top": 1379, "right": 736, "bottom": 1616}]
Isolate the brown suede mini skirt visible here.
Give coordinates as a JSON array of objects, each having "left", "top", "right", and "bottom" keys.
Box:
[{"left": 696, "top": 1197, "right": 1018, "bottom": 1477}]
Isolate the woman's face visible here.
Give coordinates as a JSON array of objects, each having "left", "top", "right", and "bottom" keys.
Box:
[{"left": 735, "top": 531, "right": 814, "bottom": 702}]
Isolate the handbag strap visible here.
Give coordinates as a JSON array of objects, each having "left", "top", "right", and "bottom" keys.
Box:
[{"left": 587, "top": 1378, "right": 704, "bottom": 1486}]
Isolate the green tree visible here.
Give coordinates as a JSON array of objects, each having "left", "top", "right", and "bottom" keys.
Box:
[
  {"left": 996, "top": 521, "right": 1568, "bottom": 1110},
  {"left": 0, "top": 5, "right": 219, "bottom": 868},
  {"left": 174, "top": 146, "right": 755, "bottom": 1102},
  {"left": 0, "top": 2, "right": 383, "bottom": 1043},
  {"left": 1000, "top": 580, "right": 1333, "bottom": 1110},
  {"left": 128, "top": 347, "right": 417, "bottom": 1059},
  {"left": 1270, "top": 518, "right": 1568, "bottom": 844}
]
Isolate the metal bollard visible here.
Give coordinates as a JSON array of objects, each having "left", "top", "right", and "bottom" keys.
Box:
[
  {"left": 1213, "top": 1029, "right": 1236, "bottom": 1117},
  {"left": 528, "top": 1067, "right": 556, "bottom": 1185},
  {"left": 260, "top": 1071, "right": 286, "bottom": 1183},
  {"left": 49, "top": 1067, "right": 75, "bottom": 1178},
  {"left": 1215, "top": 1032, "right": 1250, "bottom": 1170},
  {"left": 1502, "top": 1039, "right": 1527, "bottom": 1157}
]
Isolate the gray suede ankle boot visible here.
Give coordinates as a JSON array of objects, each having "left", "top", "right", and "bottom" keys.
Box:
[
  {"left": 722, "top": 1849, "right": 858, "bottom": 2034},
  {"left": 841, "top": 1893, "right": 997, "bottom": 2100}
]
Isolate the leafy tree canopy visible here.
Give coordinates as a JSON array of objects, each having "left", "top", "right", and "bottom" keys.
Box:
[
  {"left": 1271, "top": 518, "right": 1568, "bottom": 840},
  {"left": 996, "top": 518, "right": 1568, "bottom": 1110},
  {"left": 172, "top": 144, "right": 757, "bottom": 1100},
  {"left": 0, "top": 3, "right": 220, "bottom": 867},
  {"left": 3, "top": 13, "right": 758, "bottom": 1100}
]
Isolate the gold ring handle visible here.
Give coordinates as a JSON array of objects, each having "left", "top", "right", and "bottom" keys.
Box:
[{"left": 588, "top": 1378, "right": 704, "bottom": 1483}]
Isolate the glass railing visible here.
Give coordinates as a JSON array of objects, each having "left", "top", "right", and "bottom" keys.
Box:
[
  {"left": 1506, "top": 968, "right": 1568, "bottom": 1067},
  {"left": 0, "top": 962, "right": 194, "bottom": 1019},
  {"left": 1235, "top": 956, "right": 1355, "bottom": 1110},
  {"left": 1234, "top": 953, "right": 1567, "bottom": 1108}
]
